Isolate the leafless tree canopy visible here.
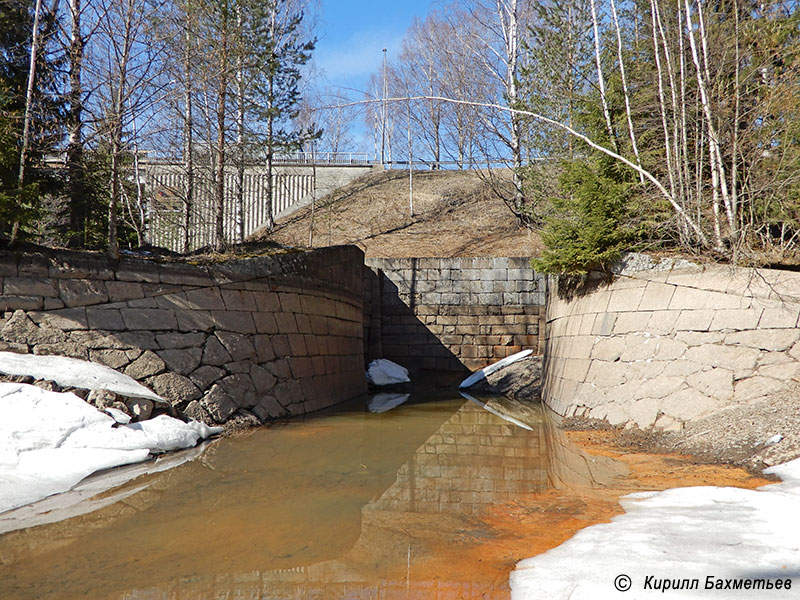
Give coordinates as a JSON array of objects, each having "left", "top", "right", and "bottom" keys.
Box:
[
  {"left": 365, "top": 0, "right": 800, "bottom": 262},
  {"left": 6, "top": 0, "right": 800, "bottom": 263}
]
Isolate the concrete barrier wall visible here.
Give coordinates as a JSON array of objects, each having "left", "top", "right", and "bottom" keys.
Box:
[
  {"left": 544, "top": 261, "right": 800, "bottom": 430},
  {"left": 0, "top": 246, "right": 366, "bottom": 424},
  {"left": 364, "top": 257, "right": 546, "bottom": 372}
]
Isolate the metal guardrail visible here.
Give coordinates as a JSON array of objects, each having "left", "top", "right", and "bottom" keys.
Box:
[{"left": 272, "top": 151, "right": 371, "bottom": 165}]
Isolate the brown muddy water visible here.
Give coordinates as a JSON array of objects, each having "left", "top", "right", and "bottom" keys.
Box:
[{"left": 0, "top": 392, "right": 769, "bottom": 600}]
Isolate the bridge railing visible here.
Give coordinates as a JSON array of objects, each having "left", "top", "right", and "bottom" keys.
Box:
[{"left": 273, "top": 151, "right": 371, "bottom": 165}]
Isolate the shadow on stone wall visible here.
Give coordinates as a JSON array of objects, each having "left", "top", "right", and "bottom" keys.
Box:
[
  {"left": 364, "top": 257, "right": 545, "bottom": 376},
  {"left": 364, "top": 264, "right": 466, "bottom": 376}
]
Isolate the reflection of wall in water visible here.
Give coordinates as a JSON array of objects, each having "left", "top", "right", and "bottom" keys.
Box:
[
  {"left": 367, "top": 402, "right": 548, "bottom": 516},
  {"left": 540, "top": 406, "right": 629, "bottom": 490}
]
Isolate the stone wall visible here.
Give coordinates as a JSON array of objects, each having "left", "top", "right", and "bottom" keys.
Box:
[
  {"left": 544, "top": 259, "right": 800, "bottom": 431},
  {"left": 364, "top": 257, "right": 546, "bottom": 373},
  {"left": 0, "top": 246, "right": 366, "bottom": 425}
]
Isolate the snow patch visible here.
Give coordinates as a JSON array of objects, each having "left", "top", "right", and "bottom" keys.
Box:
[
  {"left": 104, "top": 407, "right": 131, "bottom": 424},
  {"left": 0, "top": 382, "right": 221, "bottom": 514},
  {"left": 510, "top": 457, "right": 800, "bottom": 599},
  {"left": 366, "top": 359, "right": 410, "bottom": 386},
  {"left": 0, "top": 351, "right": 162, "bottom": 401},
  {"left": 0, "top": 443, "right": 207, "bottom": 535},
  {"left": 459, "top": 349, "right": 533, "bottom": 389}
]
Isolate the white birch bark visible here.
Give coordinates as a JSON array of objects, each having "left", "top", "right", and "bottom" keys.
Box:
[
  {"left": 590, "top": 0, "right": 617, "bottom": 151},
  {"left": 684, "top": 0, "right": 732, "bottom": 242},
  {"left": 17, "top": 0, "right": 45, "bottom": 190},
  {"left": 609, "top": 0, "right": 643, "bottom": 182}
]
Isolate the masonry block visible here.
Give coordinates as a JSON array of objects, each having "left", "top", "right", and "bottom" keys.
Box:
[
  {"left": 106, "top": 281, "right": 145, "bottom": 302},
  {"left": 0, "top": 296, "right": 43, "bottom": 311},
  {"left": 709, "top": 308, "right": 762, "bottom": 331},
  {"left": 184, "top": 287, "right": 225, "bottom": 310},
  {"left": 17, "top": 255, "right": 49, "bottom": 277},
  {"left": 758, "top": 304, "right": 800, "bottom": 329},
  {"left": 5, "top": 277, "right": 58, "bottom": 298},
  {"left": 86, "top": 307, "right": 126, "bottom": 331},
  {"left": 31, "top": 308, "right": 88, "bottom": 330},
  {"left": 0, "top": 254, "right": 18, "bottom": 276},
  {"left": 668, "top": 286, "right": 710, "bottom": 310},
  {"left": 116, "top": 261, "right": 160, "bottom": 283},
  {"left": 221, "top": 289, "right": 257, "bottom": 311},
  {"left": 638, "top": 281, "right": 674, "bottom": 311},
  {"left": 609, "top": 286, "right": 645, "bottom": 312},
  {"left": 58, "top": 279, "right": 109, "bottom": 307},
  {"left": 674, "top": 309, "right": 715, "bottom": 332},
  {"left": 209, "top": 310, "right": 256, "bottom": 334}
]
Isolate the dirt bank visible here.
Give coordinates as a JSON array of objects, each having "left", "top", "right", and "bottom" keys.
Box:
[
  {"left": 251, "top": 170, "right": 543, "bottom": 258},
  {"left": 604, "top": 387, "right": 800, "bottom": 472}
]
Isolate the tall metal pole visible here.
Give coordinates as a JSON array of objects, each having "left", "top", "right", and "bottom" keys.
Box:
[
  {"left": 407, "top": 97, "right": 413, "bottom": 217},
  {"left": 381, "top": 48, "right": 387, "bottom": 165}
]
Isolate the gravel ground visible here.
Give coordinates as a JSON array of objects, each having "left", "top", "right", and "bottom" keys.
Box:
[
  {"left": 567, "top": 388, "right": 800, "bottom": 473},
  {"left": 649, "top": 388, "right": 800, "bottom": 471}
]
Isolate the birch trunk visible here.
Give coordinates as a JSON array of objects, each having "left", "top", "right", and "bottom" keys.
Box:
[
  {"left": 650, "top": 0, "right": 678, "bottom": 205},
  {"left": 66, "top": 0, "right": 85, "bottom": 244},
  {"left": 684, "top": 0, "right": 732, "bottom": 243},
  {"left": 497, "top": 0, "right": 524, "bottom": 213},
  {"left": 107, "top": 0, "right": 136, "bottom": 260},
  {"left": 235, "top": 5, "right": 245, "bottom": 244},
  {"left": 590, "top": 0, "right": 618, "bottom": 152},
  {"left": 609, "top": 0, "right": 643, "bottom": 182},
  {"left": 182, "top": 7, "right": 194, "bottom": 253},
  {"left": 213, "top": 2, "right": 229, "bottom": 252},
  {"left": 263, "top": 6, "right": 276, "bottom": 233},
  {"left": 17, "top": 0, "right": 44, "bottom": 191}
]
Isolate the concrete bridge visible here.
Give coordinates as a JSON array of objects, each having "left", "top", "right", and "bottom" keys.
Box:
[{"left": 145, "top": 152, "right": 379, "bottom": 252}]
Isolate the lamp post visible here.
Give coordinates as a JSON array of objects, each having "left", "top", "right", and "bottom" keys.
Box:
[{"left": 381, "top": 47, "right": 387, "bottom": 165}]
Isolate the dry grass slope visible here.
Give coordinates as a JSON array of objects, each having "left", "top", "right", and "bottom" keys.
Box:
[{"left": 249, "top": 169, "right": 543, "bottom": 258}]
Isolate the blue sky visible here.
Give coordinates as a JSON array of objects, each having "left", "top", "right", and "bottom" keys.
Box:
[{"left": 313, "top": 0, "right": 436, "bottom": 97}]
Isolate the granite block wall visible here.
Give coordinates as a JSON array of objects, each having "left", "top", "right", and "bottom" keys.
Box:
[
  {"left": 0, "top": 246, "right": 366, "bottom": 424},
  {"left": 364, "top": 257, "right": 546, "bottom": 372},
  {"left": 544, "top": 258, "right": 800, "bottom": 431}
]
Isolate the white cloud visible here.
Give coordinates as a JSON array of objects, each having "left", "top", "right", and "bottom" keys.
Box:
[{"left": 315, "top": 29, "right": 404, "bottom": 91}]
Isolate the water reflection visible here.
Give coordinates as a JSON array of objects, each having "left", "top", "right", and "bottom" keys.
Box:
[{"left": 0, "top": 393, "right": 626, "bottom": 600}]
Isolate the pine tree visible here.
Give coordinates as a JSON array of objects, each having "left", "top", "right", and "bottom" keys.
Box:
[
  {"left": 533, "top": 158, "right": 633, "bottom": 275},
  {"left": 246, "top": 0, "right": 318, "bottom": 233},
  {"left": 0, "top": 0, "right": 63, "bottom": 241}
]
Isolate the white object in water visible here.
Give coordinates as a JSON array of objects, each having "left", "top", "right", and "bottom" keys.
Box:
[
  {"left": 368, "top": 393, "right": 411, "bottom": 414},
  {"left": 366, "top": 359, "right": 410, "bottom": 386},
  {"left": 460, "top": 391, "right": 533, "bottom": 431},
  {"left": 459, "top": 349, "right": 533, "bottom": 389}
]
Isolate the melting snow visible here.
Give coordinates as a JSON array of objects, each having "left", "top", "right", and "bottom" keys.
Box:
[
  {"left": 0, "top": 351, "right": 161, "bottom": 401},
  {"left": 511, "top": 459, "right": 800, "bottom": 599},
  {"left": 0, "top": 382, "right": 221, "bottom": 514}
]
